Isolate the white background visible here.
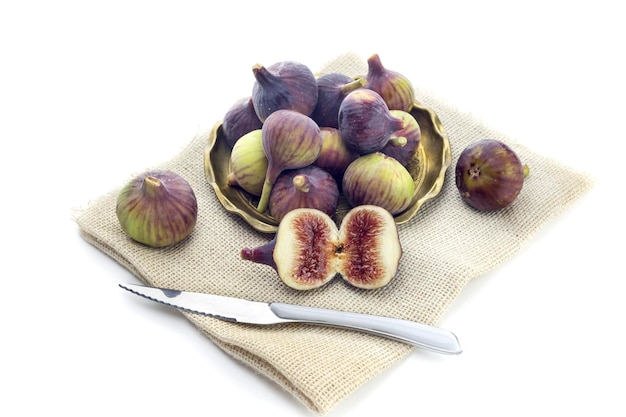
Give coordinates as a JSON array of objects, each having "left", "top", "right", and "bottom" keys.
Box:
[{"left": 2, "top": 1, "right": 624, "bottom": 416}]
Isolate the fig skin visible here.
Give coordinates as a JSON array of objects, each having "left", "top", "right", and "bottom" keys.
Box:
[
  {"left": 310, "top": 73, "right": 366, "bottom": 128},
  {"left": 256, "top": 109, "right": 323, "bottom": 213},
  {"left": 342, "top": 152, "right": 415, "bottom": 215},
  {"left": 251, "top": 61, "right": 319, "bottom": 122},
  {"left": 221, "top": 97, "right": 264, "bottom": 148},
  {"left": 116, "top": 169, "right": 198, "bottom": 248},
  {"left": 380, "top": 110, "right": 421, "bottom": 166},
  {"left": 365, "top": 53, "right": 415, "bottom": 112},
  {"left": 338, "top": 88, "right": 406, "bottom": 155},
  {"left": 455, "top": 139, "right": 527, "bottom": 212},
  {"left": 241, "top": 238, "right": 277, "bottom": 272},
  {"left": 226, "top": 129, "right": 268, "bottom": 196},
  {"left": 312, "top": 127, "right": 359, "bottom": 186},
  {"left": 269, "top": 165, "right": 340, "bottom": 223},
  {"left": 241, "top": 206, "right": 402, "bottom": 291}
]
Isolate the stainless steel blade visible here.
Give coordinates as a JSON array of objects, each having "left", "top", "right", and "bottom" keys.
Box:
[
  {"left": 119, "top": 283, "right": 286, "bottom": 325},
  {"left": 120, "top": 283, "right": 462, "bottom": 355}
]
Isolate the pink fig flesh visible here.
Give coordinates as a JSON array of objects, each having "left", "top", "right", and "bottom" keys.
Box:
[
  {"left": 272, "top": 209, "right": 340, "bottom": 290},
  {"left": 241, "top": 206, "right": 402, "bottom": 291}
]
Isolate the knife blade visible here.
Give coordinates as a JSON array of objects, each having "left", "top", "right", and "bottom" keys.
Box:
[{"left": 119, "top": 283, "right": 462, "bottom": 355}]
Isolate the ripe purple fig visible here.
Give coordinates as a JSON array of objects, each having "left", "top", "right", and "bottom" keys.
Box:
[
  {"left": 365, "top": 53, "right": 415, "bottom": 112},
  {"left": 226, "top": 129, "right": 268, "bottom": 196},
  {"left": 380, "top": 110, "right": 421, "bottom": 166},
  {"left": 312, "top": 127, "right": 359, "bottom": 186},
  {"left": 269, "top": 165, "right": 340, "bottom": 222},
  {"left": 338, "top": 89, "right": 406, "bottom": 155},
  {"left": 221, "top": 97, "right": 264, "bottom": 148},
  {"left": 241, "top": 205, "right": 402, "bottom": 290},
  {"left": 455, "top": 139, "right": 529, "bottom": 212},
  {"left": 116, "top": 169, "right": 198, "bottom": 247},
  {"left": 251, "top": 61, "right": 318, "bottom": 122},
  {"left": 310, "top": 73, "right": 366, "bottom": 128},
  {"left": 256, "top": 110, "right": 323, "bottom": 213},
  {"left": 342, "top": 152, "right": 415, "bottom": 215}
]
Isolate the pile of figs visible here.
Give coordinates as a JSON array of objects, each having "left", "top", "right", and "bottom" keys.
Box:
[
  {"left": 223, "top": 54, "right": 420, "bottom": 222},
  {"left": 223, "top": 54, "right": 421, "bottom": 290},
  {"left": 112, "top": 53, "right": 530, "bottom": 293}
]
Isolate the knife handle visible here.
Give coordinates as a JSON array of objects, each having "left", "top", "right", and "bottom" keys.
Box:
[{"left": 269, "top": 303, "right": 462, "bottom": 355}]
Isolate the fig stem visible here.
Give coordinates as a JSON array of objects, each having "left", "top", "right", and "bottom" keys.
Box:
[
  {"left": 341, "top": 77, "right": 367, "bottom": 95},
  {"left": 367, "top": 53, "right": 385, "bottom": 76},
  {"left": 252, "top": 63, "right": 271, "bottom": 85},
  {"left": 523, "top": 164, "right": 530, "bottom": 178},
  {"left": 142, "top": 176, "right": 163, "bottom": 198},
  {"left": 293, "top": 175, "right": 310, "bottom": 192},
  {"left": 241, "top": 238, "right": 277, "bottom": 271},
  {"left": 388, "top": 136, "right": 408, "bottom": 147},
  {"left": 257, "top": 179, "right": 273, "bottom": 213},
  {"left": 226, "top": 172, "right": 238, "bottom": 187}
]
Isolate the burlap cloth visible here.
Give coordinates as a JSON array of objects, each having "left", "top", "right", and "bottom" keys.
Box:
[{"left": 75, "top": 53, "right": 593, "bottom": 415}]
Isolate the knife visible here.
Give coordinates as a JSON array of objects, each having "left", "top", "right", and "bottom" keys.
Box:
[{"left": 119, "top": 283, "right": 462, "bottom": 355}]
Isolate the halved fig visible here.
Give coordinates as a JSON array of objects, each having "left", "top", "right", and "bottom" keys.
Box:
[
  {"left": 336, "top": 205, "right": 402, "bottom": 289},
  {"left": 273, "top": 208, "right": 340, "bottom": 290},
  {"left": 241, "top": 205, "right": 402, "bottom": 290}
]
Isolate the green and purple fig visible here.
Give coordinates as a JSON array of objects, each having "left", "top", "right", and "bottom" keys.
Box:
[
  {"left": 312, "top": 127, "right": 359, "bottom": 186},
  {"left": 455, "top": 139, "right": 529, "bottom": 212},
  {"left": 365, "top": 53, "right": 415, "bottom": 112},
  {"left": 251, "top": 61, "right": 318, "bottom": 122},
  {"left": 380, "top": 110, "right": 421, "bottom": 166},
  {"left": 342, "top": 152, "right": 415, "bottom": 215},
  {"left": 241, "top": 205, "right": 402, "bottom": 290},
  {"left": 269, "top": 165, "right": 340, "bottom": 222},
  {"left": 256, "top": 109, "right": 323, "bottom": 213},
  {"left": 310, "top": 73, "right": 366, "bottom": 128},
  {"left": 226, "top": 129, "right": 268, "bottom": 196},
  {"left": 221, "top": 97, "right": 264, "bottom": 148},
  {"left": 116, "top": 169, "right": 198, "bottom": 248},
  {"left": 338, "top": 89, "right": 406, "bottom": 155}
]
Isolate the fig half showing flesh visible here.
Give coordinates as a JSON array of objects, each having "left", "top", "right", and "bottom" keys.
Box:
[{"left": 241, "top": 206, "right": 402, "bottom": 290}]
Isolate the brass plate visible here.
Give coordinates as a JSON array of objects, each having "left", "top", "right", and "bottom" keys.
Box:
[{"left": 204, "top": 101, "right": 451, "bottom": 233}]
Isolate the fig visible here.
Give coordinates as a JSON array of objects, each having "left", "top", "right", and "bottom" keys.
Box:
[
  {"left": 221, "top": 97, "right": 264, "bottom": 148},
  {"left": 269, "top": 165, "right": 340, "bottom": 222},
  {"left": 226, "top": 129, "right": 268, "bottom": 196},
  {"left": 338, "top": 88, "right": 406, "bottom": 155},
  {"left": 312, "top": 127, "right": 359, "bottom": 186},
  {"left": 342, "top": 152, "right": 415, "bottom": 215},
  {"left": 310, "top": 73, "right": 366, "bottom": 128},
  {"left": 365, "top": 53, "right": 415, "bottom": 112},
  {"left": 116, "top": 169, "right": 198, "bottom": 248},
  {"left": 251, "top": 61, "right": 318, "bottom": 122},
  {"left": 455, "top": 139, "right": 529, "bottom": 212},
  {"left": 380, "top": 110, "right": 421, "bottom": 166},
  {"left": 241, "top": 205, "right": 402, "bottom": 290},
  {"left": 256, "top": 109, "right": 323, "bottom": 213}
]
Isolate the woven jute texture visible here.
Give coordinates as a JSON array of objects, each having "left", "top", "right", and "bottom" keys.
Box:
[{"left": 76, "top": 53, "right": 593, "bottom": 415}]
